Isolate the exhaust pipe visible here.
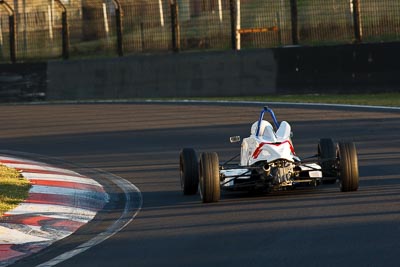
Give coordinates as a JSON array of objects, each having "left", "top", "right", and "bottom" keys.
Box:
[{"left": 263, "top": 164, "right": 271, "bottom": 176}]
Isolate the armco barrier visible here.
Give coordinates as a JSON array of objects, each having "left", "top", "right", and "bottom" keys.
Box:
[{"left": 0, "top": 42, "right": 399, "bottom": 102}]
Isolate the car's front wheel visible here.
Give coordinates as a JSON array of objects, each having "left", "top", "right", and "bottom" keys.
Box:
[
  {"left": 199, "top": 152, "right": 220, "bottom": 203},
  {"left": 318, "top": 138, "right": 337, "bottom": 184},
  {"left": 337, "top": 142, "right": 359, "bottom": 192},
  {"left": 180, "top": 148, "right": 199, "bottom": 195}
]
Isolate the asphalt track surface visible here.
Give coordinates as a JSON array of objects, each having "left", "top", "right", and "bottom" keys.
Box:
[{"left": 0, "top": 103, "right": 399, "bottom": 267}]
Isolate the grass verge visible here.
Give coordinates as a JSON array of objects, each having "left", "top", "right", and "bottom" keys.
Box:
[{"left": 0, "top": 165, "right": 31, "bottom": 217}]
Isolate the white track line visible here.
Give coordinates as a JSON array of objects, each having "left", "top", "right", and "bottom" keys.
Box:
[
  {"left": 141, "top": 99, "right": 400, "bottom": 111},
  {"left": 36, "top": 172, "right": 142, "bottom": 267},
  {"left": 19, "top": 99, "right": 400, "bottom": 111}
]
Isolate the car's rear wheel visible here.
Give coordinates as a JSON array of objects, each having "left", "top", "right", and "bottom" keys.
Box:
[
  {"left": 180, "top": 148, "right": 199, "bottom": 195},
  {"left": 199, "top": 152, "right": 220, "bottom": 203},
  {"left": 318, "top": 138, "right": 337, "bottom": 184},
  {"left": 338, "top": 142, "right": 359, "bottom": 192}
]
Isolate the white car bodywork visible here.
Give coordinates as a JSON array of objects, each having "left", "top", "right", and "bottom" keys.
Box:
[
  {"left": 240, "top": 120, "right": 296, "bottom": 166},
  {"left": 220, "top": 113, "right": 322, "bottom": 190}
]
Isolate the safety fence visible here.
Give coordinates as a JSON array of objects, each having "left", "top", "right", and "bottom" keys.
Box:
[{"left": 0, "top": 0, "right": 399, "bottom": 63}]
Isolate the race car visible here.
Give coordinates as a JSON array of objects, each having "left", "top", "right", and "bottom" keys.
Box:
[{"left": 179, "top": 106, "right": 359, "bottom": 203}]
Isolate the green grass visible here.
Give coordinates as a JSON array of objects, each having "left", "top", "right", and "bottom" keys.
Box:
[
  {"left": 151, "top": 93, "right": 400, "bottom": 107},
  {"left": 0, "top": 165, "right": 31, "bottom": 217}
]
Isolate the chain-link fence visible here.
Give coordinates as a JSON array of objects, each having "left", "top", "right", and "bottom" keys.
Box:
[
  {"left": 0, "top": 11, "right": 11, "bottom": 62},
  {"left": 361, "top": 0, "right": 400, "bottom": 42},
  {"left": 122, "top": 0, "right": 171, "bottom": 53},
  {"left": 0, "top": 0, "right": 399, "bottom": 63},
  {"left": 297, "top": 0, "right": 354, "bottom": 45}
]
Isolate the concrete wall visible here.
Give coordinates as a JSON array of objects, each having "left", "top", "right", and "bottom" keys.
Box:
[
  {"left": 0, "top": 62, "right": 46, "bottom": 101},
  {"left": 1, "top": 42, "right": 400, "bottom": 102},
  {"left": 47, "top": 50, "right": 277, "bottom": 100},
  {"left": 274, "top": 42, "right": 400, "bottom": 94}
]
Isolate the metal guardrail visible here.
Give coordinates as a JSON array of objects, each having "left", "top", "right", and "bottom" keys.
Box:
[{"left": 0, "top": 0, "right": 399, "bottom": 63}]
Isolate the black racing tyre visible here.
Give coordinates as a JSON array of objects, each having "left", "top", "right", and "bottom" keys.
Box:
[
  {"left": 199, "top": 152, "right": 220, "bottom": 203},
  {"left": 318, "top": 138, "right": 337, "bottom": 184},
  {"left": 180, "top": 148, "right": 199, "bottom": 195},
  {"left": 338, "top": 142, "right": 359, "bottom": 192}
]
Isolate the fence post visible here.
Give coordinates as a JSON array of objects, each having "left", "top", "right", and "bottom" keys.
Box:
[
  {"left": 229, "top": 0, "right": 237, "bottom": 50},
  {"left": 55, "top": 0, "right": 69, "bottom": 59},
  {"left": 170, "top": 0, "right": 180, "bottom": 52},
  {"left": 289, "top": 0, "right": 299, "bottom": 45},
  {"left": 0, "top": 1, "right": 16, "bottom": 63},
  {"left": 9, "top": 12, "right": 16, "bottom": 63},
  {"left": 61, "top": 11, "right": 69, "bottom": 59},
  {"left": 352, "top": 0, "right": 362, "bottom": 43},
  {"left": 113, "top": 0, "right": 123, "bottom": 56},
  {"left": 229, "top": 0, "right": 236, "bottom": 50}
]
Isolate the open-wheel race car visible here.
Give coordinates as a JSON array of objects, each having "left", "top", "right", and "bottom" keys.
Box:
[{"left": 179, "top": 106, "right": 359, "bottom": 203}]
